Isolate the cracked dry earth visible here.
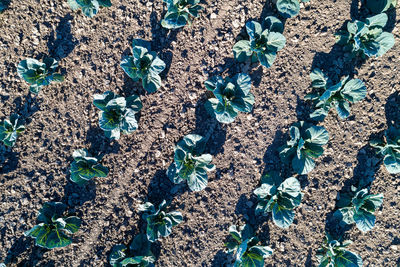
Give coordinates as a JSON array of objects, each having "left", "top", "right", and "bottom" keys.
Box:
[{"left": 0, "top": 0, "right": 400, "bottom": 266}]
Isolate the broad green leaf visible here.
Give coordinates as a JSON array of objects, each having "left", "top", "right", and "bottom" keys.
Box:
[
  {"left": 354, "top": 209, "right": 375, "bottom": 232},
  {"left": 383, "top": 153, "right": 400, "bottom": 174},
  {"left": 376, "top": 32, "right": 395, "bottom": 57},
  {"left": 305, "top": 126, "right": 329, "bottom": 145},
  {"left": 246, "top": 21, "right": 263, "bottom": 40},
  {"left": 272, "top": 203, "right": 295, "bottom": 228},
  {"left": 257, "top": 51, "right": 277, "bottom": 68},
  {"left": 45, "top": 230, "right": 72, "bottom": 249},
  {"left": 310, "top": 68, "right": 329, "bottom": 88},
  {"left": 278, "top": 177, "right": 301, "bottom": 198},
  {"left": 276, "top": 0, "right": 300, "bottom": 18},
  {"left": 120, "top": 57, "right": 139, "bottom": 80},
  {"left": 187, "top": 167, "right": 208, "bottom": 191},
  {"left": 63, "top": 216, "right": 81, "bottom": 234},
  {"left": 366, "top": 13, "right": 388, "bottom": 28},
  {"left": 341, "top": 79, "right": 367, "bottom": 103},
  {"left": 264, "top": 16, "right": 284, "bottom": 33},
  {"left": 335, "top": 251, "right": 363, "bottom": 267},
  {"left": 267, "top": 32, "right": 286, "bottom": 50},
  {"left": 292, "top": 152, "right": 315, "bottom": 175},
  {"left": 143, "top": 73, "right": 162, "bottom": 93},
  {"left": 335, "top": 100, "right": 351, "bottom": 119},
  {"left": 233, "top": 40, "right": 253, "bottom": 62}
]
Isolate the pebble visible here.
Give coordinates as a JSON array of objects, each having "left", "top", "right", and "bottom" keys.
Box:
[
  {"left": 210, "top": 13, "right": 217, "bottom": 19},
  {"left": 232, "top": 20, "right": 240, "bottom": 28},
  {"left": 390, "top": 245, "right": 398, "bottom": 251}
]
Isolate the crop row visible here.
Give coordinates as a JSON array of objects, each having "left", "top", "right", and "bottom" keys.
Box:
[{"left": 0, "top": 0, "right": 399, "bottom": 267}]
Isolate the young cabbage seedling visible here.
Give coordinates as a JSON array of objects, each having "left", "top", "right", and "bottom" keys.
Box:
[
  {"left": 120, "top": 39, "right": 166, "bottom": 93},
  {"left": 68, "top": 0, "right": 111, "bottom": 18},
  {"left": 109, "top": 234, "right": 155, "bottom": 267},
  {"left": 24, "top": 202, "right": 81, "bottom": 249},
  {"left": 306, "top": 69, "right": 367, "bottom": 121},
  {"left": 365, "top": 0, "right": 397, "bottom": 14},
  {"left": 334, "top": 186, "right": 383, "bottom": 233},
  {"left": 70, "top": 149, "right": 109, "bottom": 185},
  {"left": 225, "top": 224, "right": 273, "bottom": 267},
  {"left": 138, "top": 200, "right": 183, "bottom": 243},
  {"left": 161, "top": 0, "right": 203, "bottom": 29},
  {"left": 93, "top": 91, "right": 142, "bottom": 140},
  {"left": 316, "top": 233, "right": 363, "bottom": 267},
  {"left": 370, "top": 126, "right": 400, "bottom": 174},
  {"left": 17, "top": 58, "right": 64, "bottom": 94},
  {"left": 274, "top": 0, "right": 310, "bottom": 18},
  {"left": 167, "top": 134, "right": 215, "bottom": 192},
  {"left": 204, "top": 73, "right": 254, "bottom": 124},
  {"left": 0, "top": 114, "right": 25, "bottom": 147},
  {"left": 254, "top": 172, "right": 303, "bottom": 228},
  {"left": 336, "top": 13, "right": 395, "bottom": 58},
  {"left": 279, "top": 121, "right": 329, "bottom": 175},
  {"left": 233, "top": 16, "right": 286, "bottom": 68}
]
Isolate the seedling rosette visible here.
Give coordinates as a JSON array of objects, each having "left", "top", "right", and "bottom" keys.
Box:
[
  {"left": 167, "top": 134, "right": 215, "bottom": 192},
  {"left": 275, "top": 0, "right": 310, "bottom": 18},
  {"left": 24, "top": 202, "right": 81, "bottom": 249},
  {"left": 225, "top": 224, "right": 273, "bottom": 267},
  {"left": 316, "top": 233, "right": 363, "bottom": 267},
  {"left": 370, "top": 126, "right": 400, "bottom": 174},
  {"left": 336, "top": 13, "right": 395, "bottom": 58},
  {"left": 138, "top": 200, "right": 183, "bottom": 242},
  {"left": 120, "top": 39, "right": 166, "bottom": 93},
  {"left": 17, "top": 58, "right": 64, "bottom": 94},
  {"left": 93, "top": 91, "right": 142, "bottom": 140},
  {"left": 0, "top": 114, "right": 25, "bottom": 147},
  {"left": 306, "top": 69, "right": 367, "bottom": 121},
  {"left": 254, "top": 172, "right": 303, "bottom": 228},
  {"left": 161, "top": 0, "right": 203, "bottom": 29},
  {"left": 233, "top": 16, "right": 286, "bottom": 68},
  {"left": 279, "top": 121, "right": 329, "bottom": 175},
  {"left": 334, "top": 186, "right": 383, "bottom": 232},
  {"left": 70, "top": 149, "right": 108, "bottom": 185},
  {"left": 109, "top": 234, "right": 155, "bottom": 267},
  {"left": 204, "top": 73, "right": 254, "bottom": 124},
  {"left": 68, "top": 0, "right": 111, "bottom": 18}
]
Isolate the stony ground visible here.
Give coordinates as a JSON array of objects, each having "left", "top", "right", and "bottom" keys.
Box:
[{"left": 0, "top": 0, "right": 399, "bottom": 266}]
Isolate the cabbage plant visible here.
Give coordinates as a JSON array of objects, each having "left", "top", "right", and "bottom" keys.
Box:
[
  {"left": 336, "top": 13, "right": 395, "bottom": 58},
  {"left": 167, "top": 134, "right": 215, "bottom": 192},
  {"left": 204, "top": 73, "right": 254, "bottom": 124},
  {"left": 93, "top": 91, "right": 142, "bottom": 140},
  {"left": 17, "top": 58, "right": 64, "bottom": 94},
  {"left": 306, "top": 69, "right": 367, "bottom": 121},
  {"left": 0, "top": 114, "right": 25, "bottom": 147},
  {"left": 225, "top": 224, "right": 273, "bottom": 267},
  {"left": 275, "top": 0, "right": 310, "bottom": 18},
  {"left": 254, "top": 172, "right": 303, "bottom": 228},
  {"left": 109, "top": 234, "right": 155, "bottom": 267},
  {"left": 70, "top": 149, "right": 108, "bottom": 185},
  {"left": 334, "top": 187, "right": 383, "bottom": 232},
  {"left": 370, "top": 126, "right": 400, "bottom": 174},
  {"left": 24, "top": 202, "right": 81, "bottom": 249},
  {"left": 120, "top": 39, "right": 166, "bottom": 93},
  {"left": 68, "top": 0, "right": 111, "bottom": 18},
  {"left": 279, "top": 121, "right": 329, "bottom": 175},
  {"left": 139, "top": 200, "right": 183, "bottom": 242},
  {"left": 233, "top": 16, "right": 286, "bottom": 68},
  {"left": 316, "top": 233, "right": 363, "bottom": 267},
  {"left": 365, "top": 0, "right": 397, "bottom": 14},
  {"left": 0, "top": 0, "right": 9, "bottom": 12},
  {"left": 161, "top": 0, "right": 203, "bottom": 29}
]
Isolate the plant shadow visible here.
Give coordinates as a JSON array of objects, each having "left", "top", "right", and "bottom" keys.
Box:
[
  {"left": 47, "top": 14, "right": 77, "bottom": 60},
  {"left": 385, "top": 91, "right": 400, "bottom": 128},
  {"left": 194, "top": 93, "right": 227, "bottom": 155},
  {"left": 3, "top": 235, "right": 50, "bottom": 266}
]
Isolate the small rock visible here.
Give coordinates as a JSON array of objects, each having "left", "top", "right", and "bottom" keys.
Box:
[
  {"left": 210, "top": 13, "right": 217, "bottom": 19},
  {"left": 390, "top": 245, "right": 398, "bottom": 251},
  {"left": 232, "top": 20, "right": 240, "bottom": 28}
]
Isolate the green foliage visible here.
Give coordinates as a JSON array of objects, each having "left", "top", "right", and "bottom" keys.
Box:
[
  {"left": 0, "top": 0, "right": 9, "bottom": 12},
  {"left": 334, "top": 187, "right": 383, "bottom": 232},
  {"left": 139, "top": 200, "right": 183, "bottom": 243},
  {"left": 120, "top": 39, "right": 166, "bottom": 93},
  {"left": 275, "top": 0, "right": 310, "bottom": 18},
  {"left": 24, "top": 202, "right": 81, "bottom": 249},
  {"left": 161, "top": 0, "right": 203, "bottom": 29},
  {"left": 336, "top": 13, "right": 395, "bottom": 58},
  {"left": 167, "top": 134, "right": 215, "bottom": 192},
  {"left": 254, "top": 172, "right": 303, "bottom": 228},
  {"left": 70, "top": 149, "right": 108, "bottom": 185},
  {"left": 370, "top": 126, "right": 400, "bottom": 174},
  {"left": 109, "top": 234, "right": 155, "bottom": 267},
  {"left": 225, "top": 224, "right": 273, "bottom": 267},
  {"left": 279, "top": 121, "right": 329, "bottom": 175},
  {"left": 305, "top": 69, "right": 367, "bottom": 121},
  {"left": 68, "top": 0, "right": 111, "bottom": 18},
  {"left": 93, "top": 91, "right": 142, "bottom": 140},
  {"left": 316, "top": 233, "right": 363, "bottom": 267},
  {"left": 0, "top": 114, "right": 25, "bottom": 147},
  {"left": 17, "top": 58, "right": 64, "bottom": 94},
  {"left": 233, "top": 16, "right": 286, "bottom": 68},
  {"left": 365, "top": 0, "right": 397, "bottom": 14},
  {"left": 204, "top": 73, "right": 254, "bottom": 124}
]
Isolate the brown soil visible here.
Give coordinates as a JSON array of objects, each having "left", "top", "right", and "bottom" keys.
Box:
[{"left": 0, "top": 0, "right": 399, "bottom": 266}]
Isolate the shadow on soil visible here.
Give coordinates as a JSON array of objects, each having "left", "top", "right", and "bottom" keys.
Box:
[{"left": 47, "top": 14, "right": 77, "bottom": 60}]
